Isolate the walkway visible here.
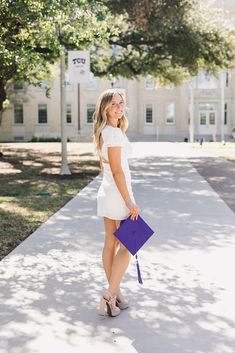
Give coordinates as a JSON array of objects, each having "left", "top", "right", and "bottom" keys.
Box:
[{"left": 0, "top": 143, "right": 235, "bottom": 353}]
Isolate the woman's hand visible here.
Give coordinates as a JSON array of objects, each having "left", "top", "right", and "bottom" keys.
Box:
[{"left": 125, "top": 200, "right": 140, "bottom": 221}]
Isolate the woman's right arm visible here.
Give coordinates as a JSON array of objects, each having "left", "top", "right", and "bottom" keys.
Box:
[{"left": 108, "top": 146, "right": 139, "bottom": 220}]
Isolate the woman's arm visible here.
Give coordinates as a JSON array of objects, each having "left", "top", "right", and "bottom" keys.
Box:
[
  {"left": 108, "top": 146, "right": 139, "bottom": 220},
  {"left": 108, "top": 146, "right": 131, "bottom": 203}
]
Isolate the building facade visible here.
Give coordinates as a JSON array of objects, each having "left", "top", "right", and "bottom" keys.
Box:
[{"left": 1, "top": 1, "right": 235, "bottom": 143}]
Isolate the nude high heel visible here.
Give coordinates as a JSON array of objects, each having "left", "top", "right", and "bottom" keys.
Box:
[
  {"left": 116, "top": 291, "right": 129, "bottom": 310},
  {"left": 98, "top": 291, "right": 121, "bottom": 317}
]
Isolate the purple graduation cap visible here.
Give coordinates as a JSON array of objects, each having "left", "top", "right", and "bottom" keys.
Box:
[{"left": 114, "top": 215, "right": 155, "bottom": 284}]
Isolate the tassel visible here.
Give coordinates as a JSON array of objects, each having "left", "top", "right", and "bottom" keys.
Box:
[{"left": 135, "top": 254, "right": 143, "bottom": 284}]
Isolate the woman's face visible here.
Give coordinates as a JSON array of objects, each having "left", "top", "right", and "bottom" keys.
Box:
[{"left": 106, "top": 93, "right": 124, "bottom": 123}]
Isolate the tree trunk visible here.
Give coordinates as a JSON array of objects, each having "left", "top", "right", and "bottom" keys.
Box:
[
  {"left": 0, "top": 80, "right": 6, "bottom": 154},
  {"left": 0, "top": 109, "right": 3, "bottom": 155},
  {"left": 0, "top": 80, "right": 6, "bottom": 117}
]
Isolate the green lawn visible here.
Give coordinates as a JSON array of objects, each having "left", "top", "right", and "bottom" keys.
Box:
[
  {"left": 0, "top": 144, "right": 100, "bottom": 260},
  {"left": 178, "top": 141, "right": 235, "bottom": 162},
  {"left": 1, "top": 140, "right": 234, "bottom": 261}
]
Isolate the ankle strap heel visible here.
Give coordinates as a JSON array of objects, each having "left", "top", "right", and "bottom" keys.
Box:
[
  {"left": 98, "top": 296, "right": 106, "bottom": 316},
  {"left": 98, "top": 291, "right": 121, "bottom": 317}
]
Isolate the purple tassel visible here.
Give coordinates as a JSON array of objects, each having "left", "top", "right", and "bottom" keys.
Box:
[{"left": 135, "top": 254, "right": 143, "bottom": 284}]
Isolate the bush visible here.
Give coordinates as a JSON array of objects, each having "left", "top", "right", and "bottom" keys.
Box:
[{"left": 30, "top": 136, "right": 70, "bottom": 142}]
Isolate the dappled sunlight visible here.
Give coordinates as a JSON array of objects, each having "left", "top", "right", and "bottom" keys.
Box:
[
  {"left": 191, "top": 189, "right": 219, "bottom": 197},
  {"left": 0, "top": 240, "right": 134, "bottom": 351},
  {"left": 0, "top": 146, "right": 100, "bottom": 261},
  {"left": 209, "top": 176, "right": 227, "bottom": 182},
  {"left": 1, "top": 201, "right": 49, "bottom": 219},
  {"left": 187, "top": 142, "right": 235, "bottom": 162},
  {"left": 22, "top": 160, "right": 44, "bottom": 167},
  {"left": 9, "top": 179, "right": 29, "bottom": 185},
  {"left": 1, "top": 145, "right": 235, "bottom": 352},
  {"left": 0, "top": 161, "right": 22, "bottom": 174},
  {"left": 1, "top": 237, "right": 235, "bottom": 353},
  {"left": 41, "top": 167, "right": 61, "bottom": 174}
]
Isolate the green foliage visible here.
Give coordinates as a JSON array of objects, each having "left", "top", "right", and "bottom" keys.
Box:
[
  {"left": 99, "top": 0, "right": 235, "bottom": 84},
  {"left": 30, "top": 136, "right": 71, "bottom": 142},
  {"left": 0, "top": 0, "right": 235, "bottom": 112},
  {"left": 0, "top": 0, "right": 118, "bottom": 109},
  {"left": 0, "top": 0, "right": 117, "bottom": 82}
]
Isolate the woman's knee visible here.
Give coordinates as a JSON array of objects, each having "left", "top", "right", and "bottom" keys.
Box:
[
  {"left": 119, "top": 243, "right": 131, "bottom": 255},
  {"left": 103, "top": 217, "right": 122, "bottom": 251},
  {"left": 104, "top": 236, "right": 119, "bottom": 251}
]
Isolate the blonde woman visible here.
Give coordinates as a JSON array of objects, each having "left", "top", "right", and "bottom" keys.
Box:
[{"left": 93, "top": 89, "right": 140, "bottom": 317}]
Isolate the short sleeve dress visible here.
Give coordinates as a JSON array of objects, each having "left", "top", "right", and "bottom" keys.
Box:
[{"left": 97, "top": 125, "right": 136, "bottom": 220}]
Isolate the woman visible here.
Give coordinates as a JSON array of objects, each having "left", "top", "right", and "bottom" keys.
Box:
[{"left": 93, "top": 89, "right": 140, "bottom": 317}]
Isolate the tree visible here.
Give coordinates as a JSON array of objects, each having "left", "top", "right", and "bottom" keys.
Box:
[
  {"left": 0, "top": 0, "right": 118, "bottom": 115},
  {"left": 96, "top": 0, "right": 235, "bottom": 84},
  {"left": 0, "top": 0, "right": 235, "bottom": 117}
]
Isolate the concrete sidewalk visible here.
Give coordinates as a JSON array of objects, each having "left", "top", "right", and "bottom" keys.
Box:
[{"left": 0, "top": 143, "right": 235, "bottom": 353}]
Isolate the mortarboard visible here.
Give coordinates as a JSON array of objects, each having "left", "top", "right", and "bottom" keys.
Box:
[{"left": 114, "top": 215, "right": 155, "bottom": 284}]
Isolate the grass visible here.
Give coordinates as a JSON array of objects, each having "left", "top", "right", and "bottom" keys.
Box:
[
  {"left": 0, "top": 144, "right": 100, "bottom": 261},
  {"left": 178, "top": 141, "right": 235, "bottom": 162},
  {"left": 1, "top": 140, "right": 234, "bottom": 261}
]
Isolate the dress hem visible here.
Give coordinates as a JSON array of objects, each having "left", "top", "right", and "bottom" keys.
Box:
[{"left": 97, "top": 214, "right": 129, "bottom": 221}]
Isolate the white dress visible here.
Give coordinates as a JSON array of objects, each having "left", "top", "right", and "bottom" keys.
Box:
[{"left": 97, "top": 125, "right": 136, "bottom": 220}]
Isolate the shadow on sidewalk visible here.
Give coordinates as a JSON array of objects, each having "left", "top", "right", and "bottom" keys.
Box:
[{"left": 0, "top": 155, "right": 235, "bottom": 352}]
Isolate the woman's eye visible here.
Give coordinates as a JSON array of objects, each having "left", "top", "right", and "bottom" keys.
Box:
[{"left": 111, "top": 102, "right": 124, "bottom": 106}]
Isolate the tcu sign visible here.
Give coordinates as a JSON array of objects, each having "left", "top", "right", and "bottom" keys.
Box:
[
  {"left": 72, "top": 58, "right": 86, "bottom": 65},
  {"left": 68, "top": 51, "right": 90, "bottom": 83}
]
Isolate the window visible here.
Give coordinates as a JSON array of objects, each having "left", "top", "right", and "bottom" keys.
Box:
[
  {"left": 224, "top": 103, "right": 228, "bottom": 125},
  {"left": 66, "top": 104, "right": 72, "bottom": 124},
  {"left": 166, "top": 102, "right": 175, "bottom": 124},
  {"left": 145, "top": 76, "right": 155, "bottom": 90},
  {"left": 145, "top": 104, "right": 153, "bottom": 123},
  {"left": 199, "top": 103, "right": 216, "bottom": 111},
  {"left": 87, "top": 104, "right": 95, "bottom": 124},
  {"left": 200, "top": 112, "right": 206, "bottom": 125},
  {"left": 14, "top": 104, "right": 24, "bottom": 124},
  {"left": 86, "top": 72, "right": 97, "bottom": 90},
  {"left": 198, "top": 71, "right": 218, "bottom": 89},
  {"left": 13, "top": 83, "right": 23, "bottom": 90},
  {"left": 199, "top": 103, "right": 216, "bottom": 126},
  {"left": 38, "top": 104, "right": 47, "bottom": 124},
  {"left": 209, "top": 112, "right": 215, "bottom": 125}
]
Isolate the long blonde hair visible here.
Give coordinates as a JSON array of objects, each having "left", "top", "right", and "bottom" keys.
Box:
[{"left": 92, "top": 89, "right": 129, "bottom": 170}]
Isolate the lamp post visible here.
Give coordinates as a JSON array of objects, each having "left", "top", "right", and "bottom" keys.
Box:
[
  {"left": 189, "top": 77, "right": 195, "bottom": 143},
  {"left": 220, "top": 70, "right": 225, "bottom": 144},
  {"left": 60, "top": 45, "right": 71, "bottom": 175},
  {"left": 56, "top": 22, "right": 71, "bottom": 175},
  {"left": 220, "top": 0, "right": 225, "bottom": 144}
]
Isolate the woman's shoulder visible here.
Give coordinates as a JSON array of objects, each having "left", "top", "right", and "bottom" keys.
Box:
[
  {"left": 102, "top": 125, "right": 123, "bottom": 136},
  {"left": 103, "top": 125, "right": 120, "bottom": 131},
  {"left": 102, "top": 125, "right": 124, "bottom": 146}
]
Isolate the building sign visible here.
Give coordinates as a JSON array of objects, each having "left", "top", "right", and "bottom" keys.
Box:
[{"left": 68, "top": 51, "right": 90, "bottom": 83}]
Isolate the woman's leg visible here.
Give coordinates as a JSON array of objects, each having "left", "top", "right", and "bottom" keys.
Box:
[
  {"left": 103, "top": 217, "right": 131, "bottom": 297},
  {"left": 107, "top": 243, "right": 131, "bottom": 296},
  {"left": 102, "top": 217, "right": 119, "bottom": 282}
]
